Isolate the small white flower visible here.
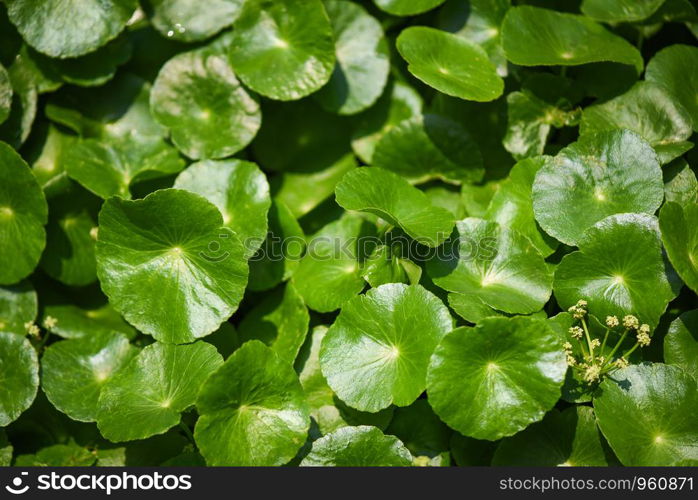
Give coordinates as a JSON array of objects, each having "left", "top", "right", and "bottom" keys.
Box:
[
  {"left": 615, "top": 357, "right": 629, "bottom": 369},
  {"left": 568, "top": 326, "right": 584, "bottom": 339},
  {"left": 583, "top": 365, "right": 601, "bottom": 383},
  {"left": 623, "top": 315, "right": 639, "bottom": 329},
  {"left": 605, "top": 315, "right": 619, "bottom": 328},
  {"left": 590, "top": 338, "right": 601, "bottom": 349},
  {"left": 24, "top": 321, "right": 40, "bottom": 337},
  {"left": 42, "top": 316, "right": 58, "bottom": 330}
]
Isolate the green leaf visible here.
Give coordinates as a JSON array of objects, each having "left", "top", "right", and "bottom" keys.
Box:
[
  {"left": 301, "top": 425, "right": 412, "bottom": 466},
  {"left": 174, "top": 159, "right": 271, "bottom": 259},
  {"left": 664, "top": 159, "right": 698, "bottom": 206},
  {"left": 0, "top": 61, "right": 37, "bottom": 148},
  {"left": 427, "top": 317, "right": 566, "bottom": 440},
  {"left": 248, "top": 199, "right": 305, "bottom": 292},
  {"left": 16, "top": 442, "right": 96, "bottom": 466},
  {"left": 39, "top": 185, "right": 100, "bottom": 286},
  {"left": 97, "top": 341, "right": 222, "bottom": 442},
  {"left": 659, "top": 201, "right": 698, "bottom": 293},
  {"left": 0, "top": 141, "right": 47, "bottom": 285},
  {"left": 41, "top": 331, "right": 138, "bottom": 422},
  {"left": 5, "top": 0, "right": 138, "bottom": 58},
  {"left": 292, "top": 214, "right": 375, "bottom": 313},
  {"left": 0, "top": 280, "right": 37, "bottom": 335},
  {"left": 373, "top": 0, "right": 446, "bottom": 17},
  {"left": 0, "top": 331, "right": 38, "bottom": 426},
  {"left": 320, "top": 283, "right": 453, "bottom": 412},
  {"left": 150, "top": 46, "right": 261, "bottom": 160},
  {"left": 0, "top": 63, "right": 11, "bottom": 124},
  {"left": 229, "top": 0, "right": 335, "bottom": 101},
  {"left": 646, "top": 44, "right": 698, "bottom": 132},
  {"left": 554, "top": 213, "right": 676, "bottom": 327},
  {"left": 195, "top": 340, "right": 310, "bottom": 465},
  {"left": 427, "top": 218, "right": 553, "bottom": 315},
  {"left": 396, "top": 27, "right": 503, "bottom": 102},
  {"left": 484, "top": 157, "right": 558, "bottom": 257},
  {"left": 450, "top": 433, "right": 497, "bottom": 466},
  {"left": 27, "top": 124, "right": 72, "bottom": 197},
  {"left": 361, "top": 244, "right": 414, "bottom": 288},
  {"left": 581, "top": 0, "right": 666, "bottom": 22},
  {"left": 664, "top": 310, "right": 698, "bottom": 380},
  {"left": 532, "top": 130, "right": 664, "bottom": 246},
  {"left": 580, "top": 82, "right": 693, "bottom": 165},
  {"left": 501, "top": 6, "right": 643, "bottom": 71},
  {"left": 296, "top": 326, "right": 394, "bottom": 436},
  {"left": 0, "top": 428, "right": 11, "bottom": 466},
  {"left": 447, "top": 293, "right": 506, "bottom": 324},
  {"left": 95, "top": 189, "right": 249, "bottom": 344},
  {"left": 351, "top": 80, "right": 423, "bottom": 164},
  {"left": 41, "top": 303, "right": 135, "bottom": 340},
  {"left": 385, "top": 399, "right": 452, "bottom": 458},
  {"left": 335, "top": 167, "right": 455, "bottom": 247},
  {"left": 238, "top": 283, "right": 309, "bottom": 363},
  {"left": 315, "top": 1, "right": 389, "bottom": 115},
  {"left": 492, "top": 406, "right": 613, "bottom": 466},
  {"left": 372, "top": 114, "right": 484, "bottom": 185},
  {"left": 594, "top": 363, "right": 698, "bottom": 466},
  {"left": 145, "top": 0, "right": 244, "bottom": 42}
]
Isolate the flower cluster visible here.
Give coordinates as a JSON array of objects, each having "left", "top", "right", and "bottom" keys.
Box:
[{"left": 564, "top": 301, "right": 652, "bottom": 385}]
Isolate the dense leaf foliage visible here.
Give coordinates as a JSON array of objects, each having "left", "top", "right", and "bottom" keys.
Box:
[{"left": 0, "top": 0, "right": 696, "bottom": 468}]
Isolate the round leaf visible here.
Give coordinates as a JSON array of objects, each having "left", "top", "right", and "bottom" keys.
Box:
[
  {"left": 501, "top": 6, "right": 643, "bottom": 70},
  {"left": 41, "top": 331, "right": 137, "bottom": 422},
  {"left": 228, "top": 0, "right": 335, "bottom": 101},
  {"left": 373, "top": 0, "right": 446, "bottom": 16},
  {"left": 427, "top": 317, "right": 567, "bottom": 440},
  {"left": 427, "top": 218, "right": 553, "bottom": 315},
  {"left": 664, "top": 310, "right": 698, "bottom": 380},
  {"left": 580, "top": 82, "right": 693, "bottom": 165},
  {"left": 320, "top": 283, "right": 453, "bottom": 412},
  {"left": 301, "top": 426, "right": 412, "bottom": 466},
  {"left": 0, "top": 331, "right": 38, "bottom": 426},
  {"left": 372, "top": 114, "right": 484, "bottom": 185},
  {"left": 150, "top": 47, "right": 261, "bottom": 159},
  {"left": 659, "top": 201, "right": 698, "bottom": 293},
  {"left": 335, "top": 167, "right": 455, "bottom": 247},
  {"left": 315, "top": 1, "right": 389, "bottom": 115},
  {"left": 532, "top": 130, "right": 664, "bottom": 246},
  {"left": 195, "top": 340, "right": 310, "bottom": 466},
  {"left": 581, "top": 0, "right": 666, "bottom": 22},
  {"left": 41, "top": 303, "right": 135, "bottom": 340},
  {"left": 5, "top": 0, "right": 138, "bottom": 58},
  {"left": 146, "top": 0, "right": 244, "bottom": 42},
  {"left": 0, "top": 141, "right": 48, "bottom": 285},
  {"left": 95, "top": 189, "right": 249, "bottom": 344},
  {"left": 397, "top": 27, "right": 503, "bottom": 102},
  {"left": 174, "top": 159, "right": 271, "bottom": 259},
  {"left": 0, "top": 280, "right": 37, "bottom": 335},
  {"left": 594, "top": 363, "right": 698, "bottom": 466},
  {"left": 97, "top": 341, "right": 223, "bottom": 442},
  {"left": 646, "top": 45, "right": 698, "bottom": 132},
  {"left": 554, "top": 213, "right": 676, "bottom": 327}
]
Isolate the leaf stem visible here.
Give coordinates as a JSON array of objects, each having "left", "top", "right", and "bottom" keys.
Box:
[
  {"left": 602, "top": 328, "right": 630, "bottom": 368},
  {"left": 581, "top": 318, "right": 594, "bottom": 359},
  {"left": 179, "top": 421, "right": 196, "bottom": 447}
]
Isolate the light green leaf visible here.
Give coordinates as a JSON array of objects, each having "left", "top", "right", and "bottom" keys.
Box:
[
  {"left": 97, "top": 341, "right": 222, "bottom": 442},
  {"left": 151, "top": 46, "right": 261, "bottom": 160},
  {"left": 447, "top": 293, "right": 506, "bottom": 324},
  {"left": 373, "top": 0, "right": 446, "bottom": 17},
  {"left": 0, "top": 141, "right": 47, "bottom": 285},
  {"left": 145, "top": 0, "right": 244, "bottom": 42},
  {"left": 0, "top": 61, "right": 37, "bottom": 148},
  {"left": 484, "top": 157, "right": 558, "bottom": 257},
  {"left": 580, "top": 82, "right": 693, "bottom": 164},
  {"left": 238, "top": 283, "right": 309, "bottom": 363},
  {"left": 0, "top": 63, "right": 11, "bottom": 124},
  {"left": 386, "top": 399, "right": 452, "bottom": 458},
  {"left": 301, "top": 426, "right": 412, "bottom": 466},
  {"left": 335, "top": 167, "right": 455, "bottom": 247},
  {"left": 427, "top": 218, "right": 553, "bottom": 315},
  {"left": 594, "top": 363, "right": 698, "bottom": 466},
  {"left": 315, "top": 1, "right": 389, "bottom": 115},
  {"left": 664, "top": 310, "right": 698, "bottom": 380},
  {"left": 41, "top": 331, "right": 138, "bottom": 422},
  {"left": 0, "top": 331, "right": 39, "bottom": 426},
  {"left": 229, "top": 0, "right": 335, "bottom": 101},
  {"left": 492, "top": 406, "right": 612, "bottom": 466},
  {"left": 581, "top": 0, "right": 666, "bottom": 22},
  {"left": 372, "top": 114, "right": 484, "bottom": 185},
  {"left": 15, "top": 442, "right": 96, "bottom": 466},
  {"left": 174, "top": 159, "right": 271, "bottom": 259},
  {"left": 195, "top": 340, "right": 310, "bottom": 466},
  {"left": 0, "top": 280, "right": 37, "bottom": 335},
  {"left": 5, "top": 0, "right": 138, "bottom": 58},
  {"left": 96, "top": 189, "right": 249, "bottom": 344},
  {"left": 646, "top": 44, "right": 698, "bottom": 132},
  {"left": 554, "top": 213, "right": 676, "bottom": 327},
  {"left": 41, "top": 303, "right": 135, "bottom": 340},
  {"left": 292, "top": 214, "right": 375, "bottom": 313},
  {"left": 320, "top": 283, "right": 453, "bottom": 412},
  {"left": 0, "top": 429, "right": 11, "bottom": 466},
  {"left": 427, "top": 317, "right": 566, "bottom": 440},
  {"left": 664, "top": 159, "right": 698, "bottom": 206},
  {"left": 397, "top": 26, "right": 503, "bottom": 102},
  {"left": 532, "top": 130, "right": 664, "bottom": 246},
  {"left": 501, "top": 6, "right": 643, "bottom": 70},
  {"left": 28, "top": 124, "right": 73, "bottom": 197},
  {"left": 659, "top": 201, "right": 698, "bottom": 293}
]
